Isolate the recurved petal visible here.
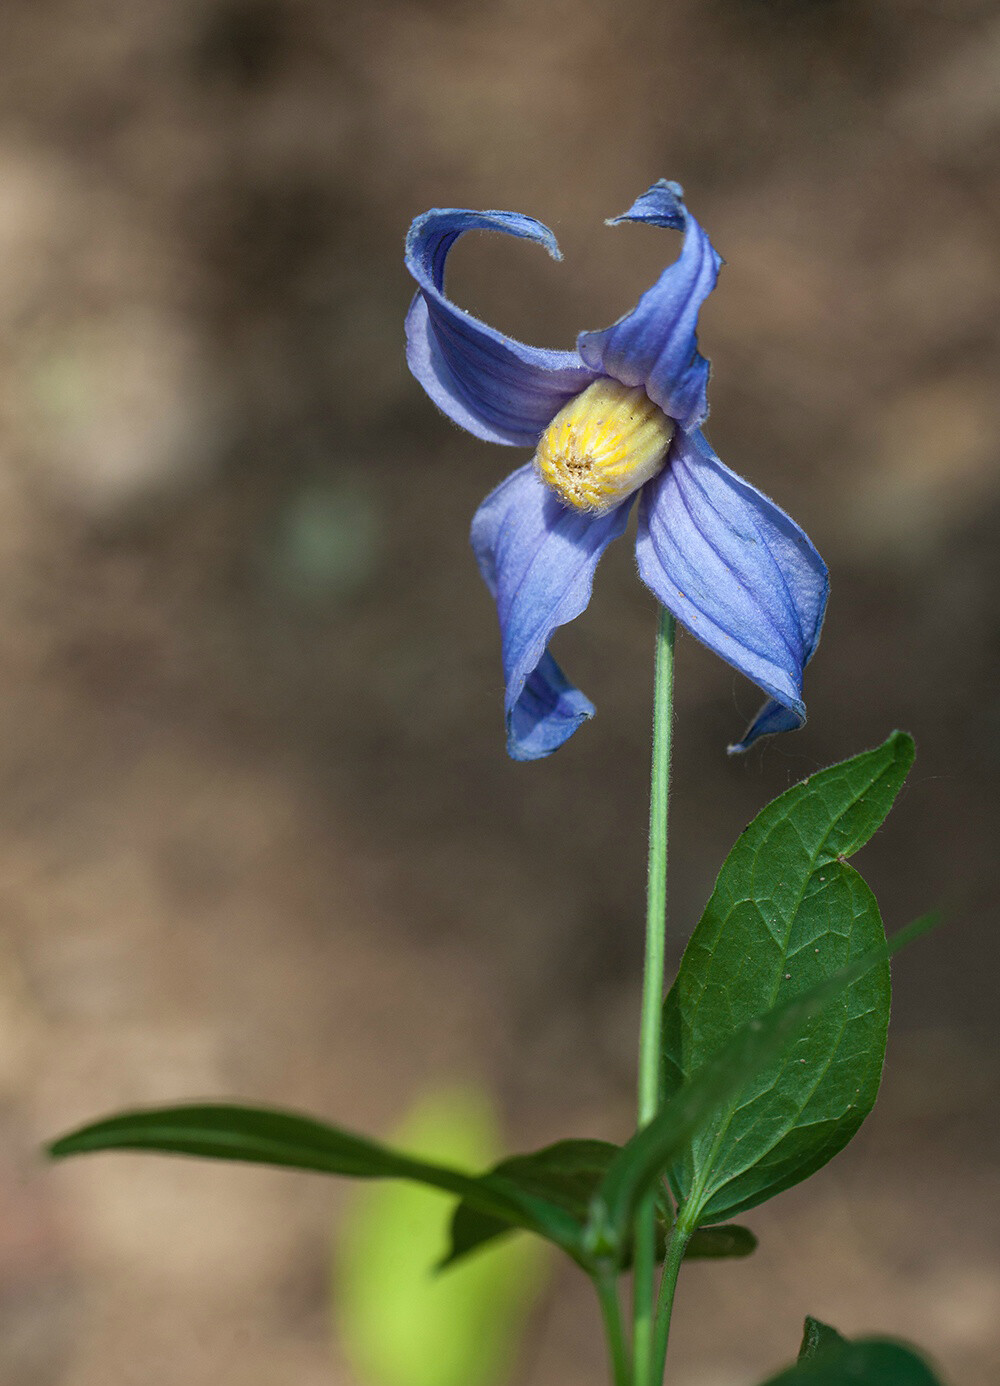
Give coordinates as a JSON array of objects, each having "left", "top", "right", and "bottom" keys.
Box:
[
  {"left": 635, "top": 429, "right": 828, "bottom": 752},
  {"left": 405, "top": 209, "right": 598, "bottom": 447},
  {"left": 576, "top": 181, "right": 722, "bottom": 431},
  {"left": 470, "top": 464, "right": 632, "bottom": 760}
]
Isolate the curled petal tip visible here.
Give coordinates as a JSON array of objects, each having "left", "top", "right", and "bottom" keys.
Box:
[
  {"left": 606, "top": 180, "right": 687, "bottom": 230},
  {"left": 506, "top": 663, "right": 595, "bottom": 760},
  {"left": 404, "top": 207, "right": 563, "bottom": 264},
  {"left": 726, "top": 698, "right": 807, "bottom": 755}
]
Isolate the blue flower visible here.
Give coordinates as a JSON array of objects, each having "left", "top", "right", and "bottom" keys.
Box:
[{"left": 405, "top": 180, "right": 828, "bottom": 760}]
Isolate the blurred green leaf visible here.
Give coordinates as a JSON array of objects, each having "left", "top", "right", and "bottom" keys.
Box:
[
  {"left": 335, "top": 1086, "right": 546, "bottom": 1386},
  {"left": 266, "top": 478, "right": 381, "bottom": 601},
  {"left": 661, "top": 732, "right": 914, "bottom": 1223},
  {"left": 684, "top": 1223, "right": 757, "bottom": 1259},
  {"left": 761, "top": 1337, "right": 943, "bottom": 1384},
  {"left": 798, "top": 1316, "right": 846, "bottom": 1361},
  {"left": 48, "top": 1102, "right": 583, "bottom": 1256}
]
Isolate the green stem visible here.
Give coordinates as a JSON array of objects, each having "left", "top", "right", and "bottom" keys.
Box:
[
  {"left": 595, "top": 1268, "right": 631, "bottom": 1386},
  {"left": 651, "top": 1218, "right": 691, "bottom": 1384},
  {"left": 632, "top": 606, "right": 677, "bottom": 1386}
]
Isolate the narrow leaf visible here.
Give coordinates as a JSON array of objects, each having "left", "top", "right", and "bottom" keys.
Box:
[
  {"left": 48, "top": 1103, "right": 584, "bottom": 1257},
  {"left": 798, "top": 1317, "right": 846, "bottom": 1362},
  {"left": 760, "top": 1337, "right": 943, "bottom": 1384},
  {"left": 588, "top": 913, "right": 935, "bottom": 1258},
  {"left": 661, "top": 733, "right": 915, "bottom": 1223}
]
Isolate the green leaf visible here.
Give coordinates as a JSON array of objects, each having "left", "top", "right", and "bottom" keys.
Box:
[
  {"left": 48, "top": 1103, "right": 584, "bottom": 1258},
  {"left": 661, "top": 733, "right": 915, "bottom": 1223},
  {"left": 445, "top": 1140, "right": 626, "bottom": 1267},
  {"left": 798, "top": 1316, "right": 846, "bottom": 1361},
  {"left": 447, "top": 1141, "right": 754, "bottom": 1268},
  {"left": 335, "top": 1086, "right": 546, "bottom": 1386},
  {"left": 684, "top": 1223, "right": 757, "bottom": 1259},
  {"left": 760, "top": 1337, "right": 943, "bottom": 1384},
  {"left": 588, "top": 912, "right": 935, "bottom": 1260}
]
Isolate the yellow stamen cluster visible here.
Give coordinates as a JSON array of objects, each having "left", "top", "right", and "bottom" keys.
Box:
[{"left": 533, "top": 378, "right": 674, "bottom": 515}]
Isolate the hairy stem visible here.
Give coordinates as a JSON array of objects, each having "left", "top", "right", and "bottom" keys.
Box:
[
  {"left": 632, "top": 606, "right": 676, "bottom": 1386},
  {"left": 651, "top": 1217, "right": 692, "bottom": 1384}
]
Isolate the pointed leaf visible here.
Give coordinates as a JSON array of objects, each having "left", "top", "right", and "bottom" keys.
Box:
[
  {"left": 48, "top": 1103, "right": 584, "bottom": 1257},
  {"left": 761, "top": 1337, "right": 943, "bottom": 1384},
  {"left": 661, "top": 734, "right": 914, "bottom": 1222},
  {"left": 798, "top": 1316, "right": 846, "bottom": 1362},
  {"left": 588, "top": 913, "right": 935, "bottom": 1259}
]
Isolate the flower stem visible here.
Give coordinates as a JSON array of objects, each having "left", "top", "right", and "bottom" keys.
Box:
[
  {"left": 596, "top": 1268, "right": 631, "bottom": 1386},
  {"left": 632, "top": 606, "right": 676, "bottom": 1386}
]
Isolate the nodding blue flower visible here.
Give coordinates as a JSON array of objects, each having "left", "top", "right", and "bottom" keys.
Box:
[{"left": 405, "top": 180, "right": 828, "bottom": 761}]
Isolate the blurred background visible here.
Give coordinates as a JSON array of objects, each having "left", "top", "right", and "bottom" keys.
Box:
[{"left": 1, "top": 0, "right": 998, "bottom": 1382}]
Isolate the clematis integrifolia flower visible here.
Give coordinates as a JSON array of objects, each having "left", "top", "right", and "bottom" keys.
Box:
[{"left": 405, "top": 180, "right": 828, "bottom": 760}]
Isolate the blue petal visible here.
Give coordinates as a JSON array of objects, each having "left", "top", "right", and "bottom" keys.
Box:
[
  {"left": 405, "top": 209, "right": 599, "bottom": 447},
  {"left": 577, "top": 181, "right": 722, "bottom": 430},
  {"left": 635, "top": 428, "right": 828, "bottom": 752},
  {"left": 470, "top": 464, "right": 632, "bottom": 759}
]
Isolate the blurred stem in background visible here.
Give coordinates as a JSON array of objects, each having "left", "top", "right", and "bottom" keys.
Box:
[{"left": 596, "top": 1268, "right": 631, "bottom": 1386}]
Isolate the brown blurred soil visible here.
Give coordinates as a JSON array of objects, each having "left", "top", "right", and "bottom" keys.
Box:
[{"left": 0, "top": 1, "right": 998, "bottom": 1383}]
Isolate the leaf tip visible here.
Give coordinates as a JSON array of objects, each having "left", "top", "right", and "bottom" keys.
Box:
[
  {"left": 886, "top": 729, "right": 916, "bottom": 766},
  {"left": 46, "top": 1131, "right": 83, "bottom": 1160},
  {"left": 798, "top": 1314, "right": 846, "bottom": 1362}
]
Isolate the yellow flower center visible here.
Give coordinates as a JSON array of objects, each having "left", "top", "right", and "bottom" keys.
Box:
[{"left": 533, "top": 378, "right": 674, "bottom": 515}]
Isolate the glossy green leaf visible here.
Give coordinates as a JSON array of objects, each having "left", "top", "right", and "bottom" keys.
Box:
[
  {"left": 589, "top": 912, "right": 935, "bottom": 1259},
  {"left": 661, "top": 732, "right": 914, "bottom": 1223},
  {"left": 760, "top": 1337, "right": 943, "bottom": 1384},
  {"left": 48, "top": 1103, "right": 584, "bottom": 1257},
  {"left": 798, "top": 1316, "right": 846, "bottom": 1361},
  {"left": 335, "top": 1086, "right": 546, "bottom": 1386}
]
